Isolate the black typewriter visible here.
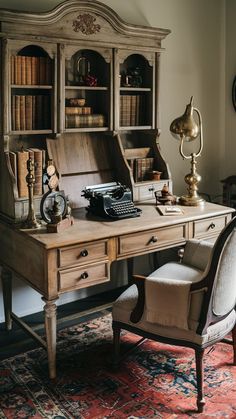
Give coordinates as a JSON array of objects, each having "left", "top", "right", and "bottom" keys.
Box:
[{"left": 82, "top": 182, "right": 142, "bottom": 220}]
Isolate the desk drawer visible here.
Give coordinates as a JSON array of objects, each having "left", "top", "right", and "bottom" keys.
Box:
[
  {"left": 58, "top": 262, "right": 109, "bottom": 292},
  {"left": 193, "top": 216, "right": 227, "bottom": 239},
  {"left": 58, "top": 240, "right": 108, "bottom": 268},
  {"left": 118, "top": 224, "right": 186, "bottom": 257}
]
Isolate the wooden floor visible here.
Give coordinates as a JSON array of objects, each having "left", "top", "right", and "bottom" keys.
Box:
[{"left": 0, "top": 287, "right": 124, "bottom": 360}]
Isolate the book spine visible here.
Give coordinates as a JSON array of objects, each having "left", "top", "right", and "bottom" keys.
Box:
[
  {"left": 15, "top": 95, "right": 21, "bottom": 131},
  {"left": 32, "top": 96, "right": 36, "bottom": 129},
  {"left": 26, "top": 56, "right": 32, "bottom": 85},
  {"left": 25, "top": 96, "right": 33, "bottom": 130},
  {"left": 20, "top": 95, "right": 26, "bottom": 131},
  {"left": 17, "top": 150, "right": 29, "bottom": 198},
  {"left": 21, "top": 56, "right": 26, "bottom": 85},
  {"left": 15, "top": 56, "right": 22, "bottom": 85},
  {"left": 11, "top": 55, "right": 15, "bottom": 84},
  {"left": 11, "top": 96, "right": 16, "bottom": 131},
  {"left": 31, "top": 56, "right": 38, "bottom": 85}
]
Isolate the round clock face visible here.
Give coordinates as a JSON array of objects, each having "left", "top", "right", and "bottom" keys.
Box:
[{"left": 40, "top": 191, "right": 67, "bottom": 223}]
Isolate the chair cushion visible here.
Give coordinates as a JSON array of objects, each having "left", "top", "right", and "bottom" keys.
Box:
[{"left": 112, "top": 284, "right": 236, "bottom": 346}]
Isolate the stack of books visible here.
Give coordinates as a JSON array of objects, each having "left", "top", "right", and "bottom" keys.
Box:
[
  {"left": 11, "top": 55, "right": 52, "bottom": 85},
  {"left": 120, "top": 95, "right": 144, "bottom": 126},
  {"left": 11, "top": 95, "right": 51, "bottom": 131},
  {"left": 65, "top": 101, "right": 105, "bottom": 128},
  {"left": 8, "top": 148, "right": 45, "bottom": 198},
  {"left": 127, "top": 157, "right": 155, "bottom": 182}
]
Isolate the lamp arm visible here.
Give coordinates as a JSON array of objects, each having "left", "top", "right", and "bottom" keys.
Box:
[
  {"left": 179, "top": 107, "right": 203, "bottom": 160},
  {"left": 179, "top": 135, "right": 191, "bottom": 160},
  {"left": 193, "top": 107, "right": 203, "bottom": 157}
]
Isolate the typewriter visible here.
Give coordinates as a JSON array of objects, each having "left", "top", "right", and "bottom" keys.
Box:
[{"left": 82, "top": 182, "right": 142, "bottom": 220}]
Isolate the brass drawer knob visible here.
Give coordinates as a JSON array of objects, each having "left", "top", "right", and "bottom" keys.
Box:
[
  {"left": 80, "top": 271, "right": 89, "bottom": 279},
  {"left": 80, "top": 249, "right": 88, "bottom": 257}
]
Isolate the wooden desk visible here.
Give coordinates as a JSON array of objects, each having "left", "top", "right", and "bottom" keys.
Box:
[{"left": 0, "top": 202, "right": 234, "bottom": 378}]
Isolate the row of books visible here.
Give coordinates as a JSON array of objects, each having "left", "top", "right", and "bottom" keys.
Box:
[
  {"left": 127, "top": 157, "right": 155, "bottom": 182},
  {"left": 65, "top": 114, "right": 105, "bottom": 128},
  {"left": 11, "top": 95, "right": 51, "bottom": 131},
  {"left": 9, "top": 149, "right": 45, "bottom": 198},
  {"left": 120, "top": 94, "right": 145, "bottom": 126},
  {"left": 11, "top": 55, "right": 52, "bottom": 86}
]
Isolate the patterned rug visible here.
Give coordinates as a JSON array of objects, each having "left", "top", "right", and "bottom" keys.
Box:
[{"left": 1, "top": 311, "right": 236, "bottom": 419}]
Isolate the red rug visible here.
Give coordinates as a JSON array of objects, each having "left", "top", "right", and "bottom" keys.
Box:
[{"left": 0, "top": 311, "right": 236, "bottom": 418}]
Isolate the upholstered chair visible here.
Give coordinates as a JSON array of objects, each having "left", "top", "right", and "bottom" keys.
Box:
[{"left": 112, "top": 216, "right": 236, "bottom": 413}]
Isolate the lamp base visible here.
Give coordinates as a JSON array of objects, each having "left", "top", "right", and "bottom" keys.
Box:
[{"left": 179, "top": 194, "right": 205, "bottom": 206}]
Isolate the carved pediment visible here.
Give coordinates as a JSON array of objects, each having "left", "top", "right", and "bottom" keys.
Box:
[{"left": 0, "top": 0, "right": 170, "bottom": 48}]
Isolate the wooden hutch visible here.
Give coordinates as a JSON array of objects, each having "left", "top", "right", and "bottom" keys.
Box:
[{"left": 0, "top": 0, "right": 171, "bottom": 222}]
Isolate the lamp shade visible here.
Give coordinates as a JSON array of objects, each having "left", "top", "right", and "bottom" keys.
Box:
[{"left": 170, "top": 96, "right": 199, "bottom": 141}]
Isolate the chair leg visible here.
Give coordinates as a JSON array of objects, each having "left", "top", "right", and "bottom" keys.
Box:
[
  {"left": 232, "top": 324, "right": 236, "bottom": 365},
  {"left": 195, "top": 348, "right": 205, "bottom": 413},
  {"left": 112, "top": 326, "right": 121, "bottom": 368}
]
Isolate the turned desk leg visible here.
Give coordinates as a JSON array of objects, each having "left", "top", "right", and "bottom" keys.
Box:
[
  {"left": 42, "top": 297, "right": 58, "bottom": 380},
  {"left": 1, "top": 268, "right": 12, "bottom": 331}
]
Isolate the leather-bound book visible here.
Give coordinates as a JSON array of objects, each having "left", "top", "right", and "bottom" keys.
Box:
[
  {"left": 15, "top": 95, "right": 21, "bottom": 131},
  {"left": 15, "top": 55, "right": 22, "bottom": 85},
  {"left": 19, "top": 95, "right": 26, "bottom": 131},
  {"left": 11, "top": 55, "right": 15, "bottom": 84},
  {"left": 17, "top": 149, "right": 29, "bottom": 198},
  {"left": 21, "top": 56, "right": 26, "bottom": 85},
  {"left": 29, "top": 148, "right": 43, "bottom": 195},
  {"left": 31, "top": 56, "right": 38, "bottom": 85},
  {"left": 26, "top": 56, "right": 32, "bottom": 85},
  {"left": 25, "top": 95, "right": 33, "bottom": 130}
]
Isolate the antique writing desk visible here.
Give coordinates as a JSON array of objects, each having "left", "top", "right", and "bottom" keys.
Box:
[{"left": 0, "top": 202, "right": 234, "bottom": 378}]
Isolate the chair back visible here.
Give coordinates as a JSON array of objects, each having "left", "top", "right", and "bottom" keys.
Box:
[{"left": 197, "top": 215, "right": 236, "bottom": 334}]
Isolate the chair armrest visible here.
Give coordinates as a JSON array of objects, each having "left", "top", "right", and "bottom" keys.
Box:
[
  {"left": 183, "top": 239, "right": 214, "bottom": 271},
  {"left": 130, "top": 275, "right": 146, "bottom": 323}
]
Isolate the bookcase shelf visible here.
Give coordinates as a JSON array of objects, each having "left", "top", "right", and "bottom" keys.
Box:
[
  {"left": 11, "top": 85, "right": 53, "bottom": 89},
  {"left": 120, "top": 87, "right": 151, "bottom": 92},
  {"left": 0, "top": 0, "right": 171, "bottom": 221},
  {"left": 65, "top": 86, "right": 108, "bottom": 91}
]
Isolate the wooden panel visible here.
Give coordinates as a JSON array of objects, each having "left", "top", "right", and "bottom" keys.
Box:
[
  {"left": 58, "top": 240, "right": 109, "bottom": 268},
  {"left": 47, "top": 133, "right": 112, "bottom": 175},
  {"left": 193, "top": 215, "right": 228, "bottom": 239},
  {"left": 58, "top": 262, "right": 109, "bottom": 292},
  {"left": 118, "top": 224, "right": 187, "bottom": 257}
]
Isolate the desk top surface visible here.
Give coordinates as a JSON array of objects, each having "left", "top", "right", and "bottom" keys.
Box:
[{"left": 5, "top": 202, "right": 233, "bottom": 250}]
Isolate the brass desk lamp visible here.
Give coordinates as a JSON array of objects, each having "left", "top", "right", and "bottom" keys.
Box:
[{"left": 170, "top": 96, "right": 204, "bottom": 206}]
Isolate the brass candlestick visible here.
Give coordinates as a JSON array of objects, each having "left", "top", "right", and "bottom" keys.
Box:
[{"left": 22, "top": 157, "right": 41, "bottom": 229}]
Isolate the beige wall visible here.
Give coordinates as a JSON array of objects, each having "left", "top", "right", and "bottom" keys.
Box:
[
  {"left": 225, "top": 0, "right": 236, "bottom": 178},
  {"left": 0, "top": 0, "right": 228, "bottom": 321}
]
